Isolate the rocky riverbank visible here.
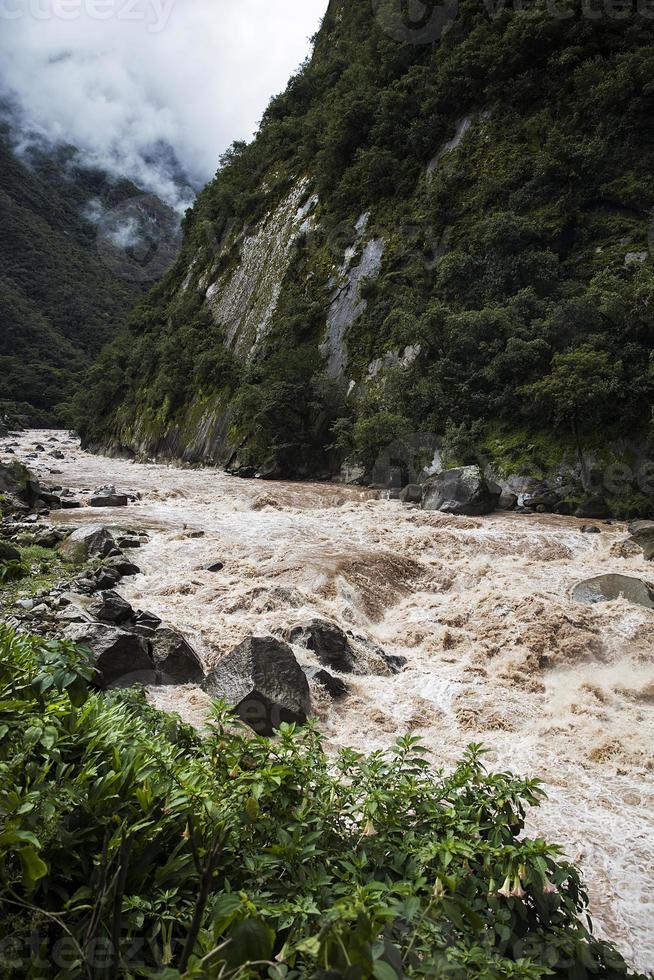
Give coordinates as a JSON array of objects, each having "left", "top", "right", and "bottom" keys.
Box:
[{"left": 1, "top": 430, "right": 654, "bottom": 973}]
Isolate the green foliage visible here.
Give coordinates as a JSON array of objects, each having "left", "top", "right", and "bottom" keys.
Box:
[
  {"left": 79, "top": 0, "right": 654, "bottom": 489},
  {"left": 0, "top": 626, "right": 647, "bottom": 978}
]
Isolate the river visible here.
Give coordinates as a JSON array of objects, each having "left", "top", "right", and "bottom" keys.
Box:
[{"left": 9, "top": 430, "right": 654, "bottom": 973}]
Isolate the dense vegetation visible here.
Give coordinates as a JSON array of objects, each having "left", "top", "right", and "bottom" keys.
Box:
[
  {"left": 77, "top": 0, "right": 654, "bottom": 499},
  {"left": 0, "top": 120, "right": 181, "bottom": 425},
  {"left": 0, "top": 626, "right": 647, "bottom": 978}
]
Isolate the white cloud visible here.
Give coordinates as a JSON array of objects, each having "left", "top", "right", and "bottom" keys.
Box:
[{"left": 0, "top": 0, "right": 327, "bottom": 207}]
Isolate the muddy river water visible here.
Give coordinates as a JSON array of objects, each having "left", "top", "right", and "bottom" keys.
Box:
[{"left": 9, "top": 430, "right": 654, "bottom": 973}]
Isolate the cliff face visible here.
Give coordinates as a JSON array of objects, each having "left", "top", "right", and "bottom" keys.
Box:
[{"left": 80, "top": 0, "right": 654, "bottom": 510}]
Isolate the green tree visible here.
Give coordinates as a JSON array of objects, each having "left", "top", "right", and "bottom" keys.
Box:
[{"left": 521, "top": 346, "right": 624, "bottom": 484}]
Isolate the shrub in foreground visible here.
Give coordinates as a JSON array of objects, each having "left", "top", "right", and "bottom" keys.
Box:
[{"left": 0, "top": 627, "right": 647, "bottom": 979}]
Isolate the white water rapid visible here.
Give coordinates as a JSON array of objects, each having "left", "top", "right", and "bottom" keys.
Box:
[{"left": 8, "top": 430, "right": 654, "bottom": 973}]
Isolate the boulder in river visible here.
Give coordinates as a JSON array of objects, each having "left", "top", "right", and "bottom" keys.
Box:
[
  {"left": 63, "top": 622, "right": 155, "bottom": 688},
  {"left": 90, "top": 485, "right": 128, "bottom": 508},
  {"left": 422, "top": 466, "right": 501, "bottom": 517},
  {"left": 103, "top": 555, "right": 141, "bottom": 577},
  {"left": 58, "top": 525, "right": 116, "bottom": 564},
  {"left": 149, "top": 627, "right": 205, "bottom": 685},
  {"left": 302, "top": 665, "right": 349, "bottom": 699},
  {"left": 627, "top": 521, "right": 654, "bottom": 561},
  {"left": 399, "top": 484, "right": 423, "bottom": 504},
  {"left": 286, "top": 618, "right": 357, "bottom": 673},
  {"left": 203, "top": 635, "right": 311, "bottom": 735},
  {"left": 572, "top": 574, "right": 654, "bottom": 610}
]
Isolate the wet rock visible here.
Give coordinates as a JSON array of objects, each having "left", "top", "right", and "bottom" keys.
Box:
[
  {"left": 498, "top": 492, "right": 519, "bottom": 511},
  {"left": 116, "top": 535, "right": 141, "bottom": 550},
  {"left": 286, "top": 618, "right": 357, "bottom": 673},
  {"left": 302, "top": 665, "right": 349, "bottom": 699},
  {"left": 61, "top": 499, "right": 82, "bottom": 510},
  {"left": 349, "top": 633, "right": 407, "bottom": 675},
  {"left": 103, "top": 556, "right": 141, "bottom": 577},
  {"left": 399, "top": 484, "right": 423, "bottom": 504},
  {"left": 520, "top": 484, "right": 564, "bottom": 512},
  {"left": 580, "top": 525, "right": 601, "bottom": 535},
  {"left": 63, "top": 622, "right": 155, "bottom": 688},
  {"left": 89, "top": 590, "right": 135, "bottom": 626},
  {"left": 572, "top": 574, "right": 654, "bottom": 610},
  {"left": 58, "top": 525, "right": 116, "bottom": 564},
  {"left": 205, "top": 561, "right": 225, "bottom": 572},
  {"left": 203, "top": 635, "right": 310, "bottom": 735},
  {"left": 149, "top": 627, "right": 205, "bottom": 684},
  {"left": 93, "top": 568, "right": 122, "bottom": 590},
  {"left": 90, "top": 485, "right": 128, "bottom": 508},
  {"left": 0, "top": 541, "right": 21, "bottom": 562},
  {"left": 422, "top": 466, "right": 501, "bottom": 517},
  {"left": 627, "top": 521, "right": 654, "bottom": 560},
  {"left": 134, "top": 610, "right": 162, "bottom": 630}
]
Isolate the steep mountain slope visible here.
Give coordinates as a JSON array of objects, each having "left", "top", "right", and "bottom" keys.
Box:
[
  {"left": 0, "top": 121, "right": 182, "bottom": 425},
  {"left": 79, "top": 0, "right": 654, "bottom": 510}
]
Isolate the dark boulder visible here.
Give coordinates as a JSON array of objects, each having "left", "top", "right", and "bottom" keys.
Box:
[
  {"left": 302, "top": 665, "right": 349, "bottom": 699},
  {"left": 521, "top": 484, "right": 564, "bottom": 513},
  {"left": 286, "top": 618, "right": 357, "bottom": 673},
  {"left": 90, "top": 485, "right": 128, "bottom": 508},
  {"left": 572, "top": 574, "right": 654, "bottom": 610},
  {"left": 135, "top": 610, "right": 162, "bottom": 630},
  {"left": 93, "top": 568, "right": 122, "bottom": 590},
  {"left": 498, "top": 491, "right": 518, "bottom": 511},
  {"left": 203, "top": 635, "right": 310, "bottom": 735},
  {"left": 89, "top": 590, "right": 135, "bottom": 625},
  {"left": 205, "top": 561, "right": 225, "bottom": 573},
  {"left": 422, "top": 466, "right": 501, "bottom": 517},
  {"left": 58, "top": 525, "right": 116, "bottom": 564},
  {"left": 63, "top": 622, "right": 155, "bottom": 688},
  {"left": 150, "top": 627, "right": 205, "bottom": 684},
  {"left": 399, "top": 484, "right": 423, "bottom": 504},
  {"left": 0, "top": 461, "right": 40, "bottom": 508},
  {"left": 104, "top": 555, "right": 141, "bottom": 576}
]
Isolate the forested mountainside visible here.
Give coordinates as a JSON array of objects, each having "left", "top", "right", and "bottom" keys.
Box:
[
  {"left": 78, "top": 0, "right": 654, "bottom": 509},
  {"left": 0, "top": 122, "right": 182, "bottom": 426}
]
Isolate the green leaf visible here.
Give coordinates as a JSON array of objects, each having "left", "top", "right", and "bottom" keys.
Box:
[
  {"left": 224, "top": 919, "right": 275, "bottom": 970},
  {"left": 19, "top": 847, "right": 48, "bottom": 890},
  {"left": 372, "top": 963, "right": 398, "bottom": 980}
]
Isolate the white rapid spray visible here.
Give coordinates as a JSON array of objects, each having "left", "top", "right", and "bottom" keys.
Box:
[{"left": 10, "top": 430, "right": 654, "bottom": 973}]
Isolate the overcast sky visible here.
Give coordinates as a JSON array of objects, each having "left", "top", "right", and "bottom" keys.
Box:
[{"left": 0, "top": 0, "right": 327, "bottom": 206}]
